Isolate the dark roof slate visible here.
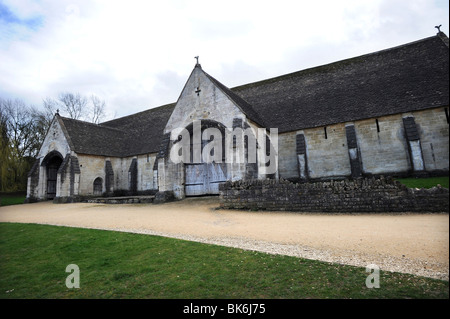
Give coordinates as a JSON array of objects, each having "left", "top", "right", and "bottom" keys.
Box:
[
  {"left": 101, "top": 103, "right": 175, "bottom": 155},
  {"left": 231, "top": 34, "right": 449, "bottom": 132},
  {"left": 60, "top": 116, "right": 127, "bottom": 157},
  {"left": 60, "top": 103, "right": 175, "bottom": 157}
]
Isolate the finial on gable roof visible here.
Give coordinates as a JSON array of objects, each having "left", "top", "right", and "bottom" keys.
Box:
[
  {"left": 435, "top": 24, "right": 442, "bottom": 34},
  {"left": 195, "top": 56, "right": 201, "bottom": 68}
]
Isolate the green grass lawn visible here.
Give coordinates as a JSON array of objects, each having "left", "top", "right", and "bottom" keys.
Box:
[
  {"left": 395, "top": 176, "right": 449, "bottom": 189},
  {"left": 0, "top": 192, "right": 26, "bottom": 207},
  {"left": 0, "top": 223, "right": 447, "bottom": 299}
]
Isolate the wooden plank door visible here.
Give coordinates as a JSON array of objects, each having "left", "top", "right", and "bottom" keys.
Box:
[
  {"left": 206, "top": 163, "right": 227, "bottom": 194},
  {"left": 185, "top": 162, "right": 227, "bottom": 196},
  {"left": 47, "top": 166, "right": 58, "bottom": 199},
  {"left": 185, "top": 164, "right": 206, "bottom": 196}
]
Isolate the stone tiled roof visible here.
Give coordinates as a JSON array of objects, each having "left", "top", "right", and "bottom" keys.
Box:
[
  {"left": 231, "top": 33, "right": 449, "bottom": 132},
  {"left": 57, "top": 34, "right": 448, "bottom": 157},
  {"left": 101, "top": 103, "right": 175, "bottom": 155},
  {"left": 60, "top": 103, "right": 175, "bottom": 157},
  {"left": 60, "top": 116, "right": 128, "bottom": 157}
]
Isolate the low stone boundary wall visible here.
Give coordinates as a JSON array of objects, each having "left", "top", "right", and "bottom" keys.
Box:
[
  {"left": 86, "top": 196, "right": 154, "bottom": 204},
  {"left": 52, "top": 195, "right": 154, "bottom": 204},
  {"left": 219, "top": 177, "right": 449, "bottom": 213}
]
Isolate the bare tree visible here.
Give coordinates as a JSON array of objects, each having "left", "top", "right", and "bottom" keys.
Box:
[
  {"left": 30, "top": 104, "right": 53, "bottom": 150},
  {"left": 43, "top": 92, "right": 107, "bottom": 124},
  {"left": 58, "top": 92, "right": 88, "bottom": 120},
  {"left": 90, "top": 95, "right": 106, "bottom": 124},
  {"left": 41, "top": 97, "right": 59, "bottom": 129}
]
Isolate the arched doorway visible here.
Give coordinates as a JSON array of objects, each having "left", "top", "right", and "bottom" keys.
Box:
[
  {"left": 93, "top": 177, "right": 103, "bottom": 196},
  {"left": 41, "top": 151, "right": 63, "bottom": 200},
  {"left": 183, "top": 120, "right": 227, "bottom": 196}
]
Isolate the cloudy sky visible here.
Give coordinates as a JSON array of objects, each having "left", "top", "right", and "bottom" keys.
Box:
[{"left": 1, "top": 0, "right": 449, "bottom": 120}]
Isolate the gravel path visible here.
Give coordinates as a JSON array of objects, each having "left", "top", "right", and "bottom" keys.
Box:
[{"left": 0, "top": 197, "right": 448, "bottom": 280}]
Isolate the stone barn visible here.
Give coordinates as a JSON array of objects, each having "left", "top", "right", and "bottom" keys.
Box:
[{"left": 27, "top": 33, "right": 449, "bottom": 202}]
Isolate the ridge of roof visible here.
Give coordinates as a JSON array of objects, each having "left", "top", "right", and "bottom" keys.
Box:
[
  {"left": 54, "top": 114, "right": 76, "bottom": 151},
  {"left": 231, "top": 34, "right": 447, "bottom": 93},
  {"left": 230, "top": 34, "right": 449, "bottom": 132},
  {"left": 100, "top": 102, "right": 176, "bottom": 127},
  {"left": 61, "top": 116, "right": 126, "bottom": 133},
  {"left": 437, "top": 31, "right": 449, "bottom": 47}
]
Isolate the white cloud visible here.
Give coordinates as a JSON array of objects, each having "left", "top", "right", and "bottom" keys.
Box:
[{"left": 0, "top": 0, "right": 448, "bottom": 119}]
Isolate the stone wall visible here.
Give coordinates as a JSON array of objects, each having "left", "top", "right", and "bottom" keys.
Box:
[
  {"left": 77, "top": 154, "right": 106, "bottom": 195},
  {"left": 75, "top": 153, "right": 158, "bottom": 197},
  {"left": 219, "top": 177, "right": 449, "bottom": 213},
  {"left": 277, "top": 107, "right": 449, "bottom": 181},
  {"left": 303, "top": 123, "right": 352, "bottom": 179},
  {"left": 138, "top": 153, "right": 158, "bottom": 191},
  {"left": 414, "top": 108, "right": 449, "bottom": 171},
  {"left": 355, "top": 114, "right": 410, "bottom": 175}
]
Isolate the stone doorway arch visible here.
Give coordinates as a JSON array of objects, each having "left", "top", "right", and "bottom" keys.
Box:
[
  {"left": 41, "top": 151, "right": 63, "bottom": 200},
  {"left": 183, "top": 120, "right": 228, "bottom": 196},
  {"left": 93, "top": 177, "right": 103, "bottom": 196}
]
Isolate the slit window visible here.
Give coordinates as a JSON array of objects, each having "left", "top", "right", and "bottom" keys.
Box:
[
  {"left": 324, "top": 127, "right": 328, "bottom": 139},
  {"left": 376, "top": 119, "right": 380, "bottom": 132},
  {"left": 445, "top": 108, "right": 449, "bottom": 124}
]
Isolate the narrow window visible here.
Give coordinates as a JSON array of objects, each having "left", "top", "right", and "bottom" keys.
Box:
[
  {"left": 376, "top": 119, "right": 380, "bottom": 132},
  {"left": 147, "top": 154, "right": 150, "bottom": 163},
  {"left": 324, "top": 127, "right": 328, "bottom": 139},
  {"left": 445, "top": 108, "right": 449, "bottom": 124}
]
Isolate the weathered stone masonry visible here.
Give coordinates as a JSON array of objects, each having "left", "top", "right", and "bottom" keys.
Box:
[{"left": 219, "top": 177, "right": 449, "bottom": 213}]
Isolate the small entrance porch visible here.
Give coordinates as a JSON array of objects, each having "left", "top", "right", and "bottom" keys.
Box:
[{"left": 41, "top": 151, "right": 63, "bottom": 200}]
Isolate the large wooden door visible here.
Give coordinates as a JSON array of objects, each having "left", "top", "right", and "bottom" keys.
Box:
[
  {"left": 45, "top": 154, "right": 63, "bottom": 200},
  {"left": 185, "top": 163, "right": 226, "bottom": 196},
  {"left": 47, "top": 165, "right": 58, "bottom": 199},
  {"left": 207, "top": 162, "right": 227, "bottom": 194},
  {"left": 184, "top": 120, "right": 227, "bottom": 196}
]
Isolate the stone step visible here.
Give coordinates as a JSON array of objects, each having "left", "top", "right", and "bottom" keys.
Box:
[{"left": 87, "top": 196, "right": 154, "bottom": 204}]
